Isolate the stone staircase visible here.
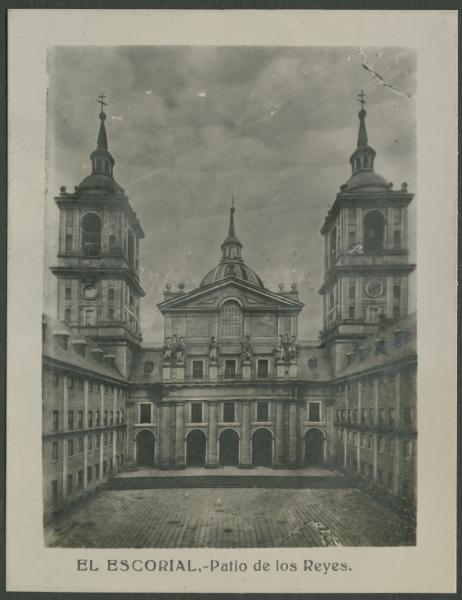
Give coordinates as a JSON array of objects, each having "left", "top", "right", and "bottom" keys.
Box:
[{"left": 107, "top": 474, "right": 351, "bottom": 490}]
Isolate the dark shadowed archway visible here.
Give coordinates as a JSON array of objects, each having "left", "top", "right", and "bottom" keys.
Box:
[
  {"left": 304, "top": 429, "right": 325, "bottom": 466},
  {"left": 136, "top": 430, "right": 155, "bottom": 467},
  {"left": 252, "top": 428, "right": 273, "bottom": 467},
  {"left": 219, "top": 429, "right": 239, "bottom": 466},
  {"left": 186, "top": 430, "right": 207, "bottom": 466}
]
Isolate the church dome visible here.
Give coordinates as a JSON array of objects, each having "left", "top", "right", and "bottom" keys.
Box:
[
  {"left": 201, "top": 261, "right": 264, "bottom": 288},
  {"left": 342, "top": 170, "right": 390, "bottom": 193},
  {"left": 200, "top": 204, "right": 265, "bottom": 289},
  {"left": 76, "top": 172, "right": 125, "bottom": 195}
]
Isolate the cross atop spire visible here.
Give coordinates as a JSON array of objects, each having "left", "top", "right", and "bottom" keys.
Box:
[
  {"left": 97, "top": 92, "right": 107, "bottom": 113},
  {"left": 357, "top": 90, "right": 366, "bottom": 109}
]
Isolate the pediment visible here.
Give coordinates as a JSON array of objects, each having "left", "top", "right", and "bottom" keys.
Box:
[{"left": 158, "top": 277, "right": 303, "bottom": 312}]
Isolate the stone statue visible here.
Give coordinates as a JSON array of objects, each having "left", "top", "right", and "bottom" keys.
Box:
[
  {"left": 175, "top": 336, "right": 186, "bottom": 364},
  {"left": 241, "top": 334, "right": 252, "bottom": 363},
  {"left": 209, "top": 336, "right": 218, "bottom": 363},
  {"left": 162, "top": 337, "right": 172, "bottom": 363},
  {"left": 289, "top": 335, "right": 298, "bottom": 360},
  {"left": 283, "top": 333, "right": 291, "bottom": 363},
  {"left": 275, "top": 334, "right": 285, "bottom": 362}
]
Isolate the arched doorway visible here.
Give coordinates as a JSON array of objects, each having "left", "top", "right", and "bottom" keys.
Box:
[
  {"left": 363, "top": 210, "right": 385, "bottom": 254},
  {"left": 219, "top": 429, "right": 239, "bottom": 466},
  {"left": 304, "top": 429, "right": 325, "bottom": 466},
  {"left": 186, "top": 430, "right": 207, "bottom": 466},
  {"left": 252, "top": 428, "right": 273, "bottom": 467},
  {"left": 136, "top": 430, "right": 155, "bottom": 467}
]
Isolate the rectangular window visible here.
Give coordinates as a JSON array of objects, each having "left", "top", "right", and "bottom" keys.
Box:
[
  {"left": 369, "top": 408, "right": 375, "bottom": 425},
  {"left": 109, "top": 458, "right": 114, "bottom": 473},
  {"left": 388, "top": 408, "right": 395, "bottom": 426},
  {"left": 51, "top": 480, "right": 59, "bottom": 503},
  {"left": 52, "top": 441, "right": 58, "bottom": 460},
  {"left": 96, "top": 410, "right": 100, "bottom": 426},
  {"left": 104, "top": 432, "right": 108, "bottom": 446},
  {"left": 68, "top": 411, "right": 74, "bottom": 430},
  {"left": 139, "top": 404, "right": 152, "bottom": 423},
  {"left": 348, "top": 281, "right": 356, "bottom": 300},
  {"left": 52, "top": 410, "right": 59, "bottom": 432},
  {"left": 191, "top": 402, "right": 203, "bottom": 423},
  {"left": 223, "top": 401, "right": 235, "bottom": 423},
  {"left": 89, "top": 380, "right": 93, "bottom": 392},
  {"left": 88, "top": 435, "right": 93, "bottom": 450},
  {"left": 104, "top": 410, "right": 108, "bottom": 426},
  {"left": 77, "top": 470, "right": 84, "bottom": 489},
  {"left": 78, "top": 378, "right": 84, "bottom": 391},
  {"left": 103, "top": 460, "right": 107, "bottom": 476},
  {"left": 95, "top": 463, "right": 100, "bottom": 479},
  {"left": 65, "top": 287, "right": 72, "bottom": 302},
  {"left": 116, "top": 410, "right": 120, "bottom": 425},
  {"left": 257, "top": 359, "right": 269, "bottom": 378},
  {"left": 256, "top": 401, "right": 269, "bottom": 422},
  {"left": 68, "top": 439, "right": 74, "bottom": 456},
  {"left": 379, "top": 408, "right": 385, "bottom": 425},
  {"left": 361, "top": 408, "right": 367, "bottom": 424},
  {"left": 67, "top": 474, "right": 73, "bottom": 493},
  {"left": 87, "top": 466, "right": 92, "bottom": 484},
  {"left": 68, "top": 376, "right": 74, "bottom": 389},
  {"left": 224, "top": 360, "right": 236, "bottom": 379},
  {"left": 96, "top": 433, "right": 100, "bottom": 449},
  {"left": 78, "top": 410, "right": 84, "bottom": 429},
  {"left": 368, "top": 435, "right": 373, "bottom": 449},
  {"left": 192, "top": 360, "right": 204, "bottom": 380},
  {"left": 64, "top": 309, "right": 71, "bottom": 322},
  {"left": 88, "top": 411, "right": 93, "bottom": 428},
  {"left": 78, "top": 437, "right": 84, "bottom": 453},
  {"left": 108, "top": 308, "right": 115, "bottom": 321},
  {"left": 308, "top": 402, "right": 321, "bottom": 422}
]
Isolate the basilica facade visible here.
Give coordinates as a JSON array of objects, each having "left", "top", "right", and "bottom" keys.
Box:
[{"left": 42, "top": 96, "right": 417, "bottom": 522}]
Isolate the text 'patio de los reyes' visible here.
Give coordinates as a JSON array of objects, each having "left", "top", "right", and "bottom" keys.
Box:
[{"left": 42, "top": 93, "right": 417, "bottom": 524}]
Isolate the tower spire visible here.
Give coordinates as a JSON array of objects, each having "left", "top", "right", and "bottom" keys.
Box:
[
  {"left": 349, "top": 90, "right": 376, "bottom": 174},
  {"left": 229, "top": 196, "right": 236, "bottom": 237},
  {"left": 220, "top": 199, "right": 243, "bottom": 263},
  {"left": 89, "top": 92, "right": 115, "bottom": 178}
]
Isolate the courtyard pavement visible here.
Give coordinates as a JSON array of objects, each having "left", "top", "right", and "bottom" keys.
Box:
[
  {"left": 117, "top": 466, "right": 341, "bottom": 477},
  {"left": 45, "top": 487, "right": 415, "bottom": 548}
]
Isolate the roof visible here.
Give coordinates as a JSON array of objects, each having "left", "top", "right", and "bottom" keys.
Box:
[
  {"left": 200, "top": 261, "right": 264, "bottom": 288},
  {"left": 42, "top": 314, "right": 126, "bottom": 382}
]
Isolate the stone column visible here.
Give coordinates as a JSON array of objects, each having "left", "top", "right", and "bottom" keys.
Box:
[
  {"left": 113, "top": 387, "right": 117, "bottom": 473},
  {"left": 240, "top": 401, "right": 251, "bottom": 468},
  {"left": 159, "top": 403, "right": 172, "bottom": 468},
  {"left": 373, "top": 377, "right": 379, "bottom": 479},
  {"left": 393, "top": 372, "right": 401, "bottom": 495},
  {"left": 274, "top": 401, "right": 285, "bottom": 466},
  {"left": 62, "top": 438, "right": 68, "bottom": 499},
  {"left": 288, "top": 401, "right": 298, "bottom": 466},
  {"left": 83, "top": 435, "right": 88, "bottom": 489},
  {"left": 63, "top": 375, "right": 68, "bottom": 431},
  {"left": 174, "top": 402, "right": 185, "bottom": 468},
  {"left": 207, "top": 402, "right": 219, "bottom": 468}
]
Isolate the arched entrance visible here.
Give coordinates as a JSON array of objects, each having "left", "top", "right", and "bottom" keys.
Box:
[
  {"left": 304, "top": 429, "right": 325, "bottom": 466},
  {"left": 252, "top": 428, "right": 273, "bottom": 467},
  {"left": 186, "top": 430, "right": 206, "bottom": 466},
  {"left": 136, "top": 430, "right": 155, "bottom": 467},
  {"left": 219, "top": 429, "right": 239, "bottom": 466}
]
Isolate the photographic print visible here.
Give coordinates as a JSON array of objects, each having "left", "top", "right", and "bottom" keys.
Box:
[
  {"left": 6, "top": 9, "right": 457, "bottom": 594},
  {"left": 42, "top": 45, "right": 417, "bottom": 549}
]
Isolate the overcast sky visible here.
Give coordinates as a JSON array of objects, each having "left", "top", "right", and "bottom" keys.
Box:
[{"left": 44, "top": 46, "right": 416, "bottom": 341}]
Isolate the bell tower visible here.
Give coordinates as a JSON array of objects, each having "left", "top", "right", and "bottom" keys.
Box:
[
  {"left": 319, "top": 92, "right": 415, "bottom": 372},
  {"left": 51, "top": 94, "right": 145, "bottom": 375}
]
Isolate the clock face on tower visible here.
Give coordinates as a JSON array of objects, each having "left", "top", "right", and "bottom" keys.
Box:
[
  {"left": 83, "top": 283, "right": 99, "bottom": 301},
  {"left": 365, "top": 279, "right": 384, "bottom": 298}
]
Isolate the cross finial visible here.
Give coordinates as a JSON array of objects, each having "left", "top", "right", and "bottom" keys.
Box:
[
  {"left": 357, "top": 90, "right": 366, "bottom": 108},
  {"left": 97, "top": 92, "right": 107, "bottom": 112}
]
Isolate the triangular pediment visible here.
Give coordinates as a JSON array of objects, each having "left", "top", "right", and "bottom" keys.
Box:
[{"left": 158, "top": 277, "right": 304, "bottom": 312}]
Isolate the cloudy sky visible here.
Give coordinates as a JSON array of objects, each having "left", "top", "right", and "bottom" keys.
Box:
[{"left": 44, "top": 46, "right": 416, "bottom": 341}]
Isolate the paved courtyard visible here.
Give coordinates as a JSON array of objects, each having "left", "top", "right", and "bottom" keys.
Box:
[{"left": 45, "top": 487, "right": 415, "bottom": 548}]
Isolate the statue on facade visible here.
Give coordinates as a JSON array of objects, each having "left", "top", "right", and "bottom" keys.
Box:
[
  {"left": 289, "top": 334, "right": 298, "bottom": 361},
  {"left": 241, "top": 334, "right": 252, "bottom": 363},
  {"left": 275, "top": 334, "right": 285, "bottom": 362},
  {"left": 283, "top": 333, "right": 291, "bottom": 362},
  {"left": 162, "top": 337, "right": 172, "bottom": 363},
  {"left": 175, "top": 336, "right": 186, "bottom": 364},
  {"left": 209, "top": 336, "right": 219, "bottom": 363}
]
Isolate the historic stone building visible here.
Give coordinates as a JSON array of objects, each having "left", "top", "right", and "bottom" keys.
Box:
[{"left": 43, "top": 94, "right": 416, "bottom": 521}]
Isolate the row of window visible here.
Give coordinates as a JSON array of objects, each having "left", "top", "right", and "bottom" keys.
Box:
[
  {"left": 52, "top": 372, "right": 124, "bottom": 396},
  {"left": 335, "top": 407, "right": 413, "bottom": 426},
  {"left": 50, "top": 455, "right": 125, "bottom": 502},
  {"left": 336, "top": 429, "right": 413, "bottom": 457},
  {"left": 51, "top": 430, "right": 126, "bottom": 459},
  {"left": 138, "top": 401, "right": 322, "bottom": 425},
  {"left": 51, "top": 409, "right": 125, "bottom": 432},
  {"left": 345, "top": 458, "right": 413, "bottom": 497},
  {"left": 334, "top": 370, "right": 414, "bottom": 396},
  {"left": 146, "top": 358, "right": 319, "bottom": 376}
]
